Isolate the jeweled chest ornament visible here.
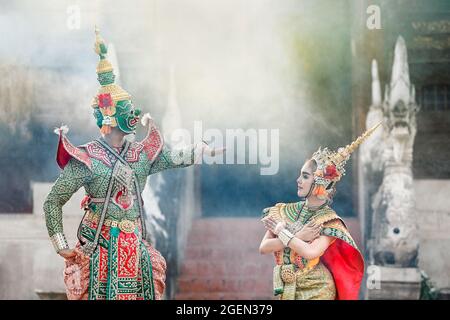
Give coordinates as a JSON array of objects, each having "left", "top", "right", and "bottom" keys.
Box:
[{"left": 111, "top": 161, "right": 134, "bottom": 210}]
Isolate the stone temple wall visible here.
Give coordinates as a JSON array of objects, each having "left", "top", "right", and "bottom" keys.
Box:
[
  {"left": 415, "top": 180, "right": 450, "bottom": 290},
  {"left": 0, "top": 182, "right": 83, "bottom": 299}
]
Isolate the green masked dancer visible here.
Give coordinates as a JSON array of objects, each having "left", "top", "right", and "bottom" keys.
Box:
[{"left": 43, "top": 28, "right": 221, "bottom": 300}]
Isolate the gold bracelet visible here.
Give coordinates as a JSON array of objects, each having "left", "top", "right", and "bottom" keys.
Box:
[
  {"left": 50, "top": 233, "right": 69, "bottom": 253},
  {"left": 278, "top": 229, "right": 294, "bottom": 246}
]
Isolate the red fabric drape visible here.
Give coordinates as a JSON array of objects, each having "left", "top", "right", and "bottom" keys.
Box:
[
  {"left": 56, "top": 134, "right": 72, "bottom": 169},
  {"left": 321, "top": 238, "right": 364, "bottom": 300}
]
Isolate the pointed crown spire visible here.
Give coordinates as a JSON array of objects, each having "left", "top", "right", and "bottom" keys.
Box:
[{"left": 310, "top": 122, "right": 382, "bottom": 199}]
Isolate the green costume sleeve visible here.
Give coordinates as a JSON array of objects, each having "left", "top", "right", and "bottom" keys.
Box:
[
  {"left": 43, "top": 158, "right": 92, "bottom": 239},
  {"left": 148, "top": 144, "right": 195, "bottom": 175}
]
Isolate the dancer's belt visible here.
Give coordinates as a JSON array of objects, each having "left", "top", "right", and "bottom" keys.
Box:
[
  {"left": 273, "top": 263, "right": 316, "bottom": 300},
  {"left": 89, "top": 196, "right": 139, "bottom": 203},
  {"left": 84, "top": 211, "right": 139, "bottom": 234}
]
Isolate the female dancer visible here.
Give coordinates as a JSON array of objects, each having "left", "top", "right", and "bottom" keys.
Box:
[{"left": 259, "top": 123, "right": 380, "bottom": 300}]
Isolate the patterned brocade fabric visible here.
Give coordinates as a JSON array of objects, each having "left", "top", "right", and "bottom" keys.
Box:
[
  {"left": 269, "top": 202, "right": 356, "bottom": 269},
  {"left": 267, "top": 201, "right": 361, "bottom": 300},
  {"left": 44, "top": 143, "right": 194, "bottom": 237},
  {"left": 63, "top": 236, "right": 167, "bottom": 300},
  {"left": 44, "top": 158, "right": 92, "bottom": 236},
  {"left": 43, "top": 138, "right": 194, "bottom": 300},
  {"left": 293, "top": 262, "right": 336, "bottom": 300}
]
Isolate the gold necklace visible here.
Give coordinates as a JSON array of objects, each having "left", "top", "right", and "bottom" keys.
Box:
[{"left": 305, "top": 201, "right": 327, "bottom": 212}]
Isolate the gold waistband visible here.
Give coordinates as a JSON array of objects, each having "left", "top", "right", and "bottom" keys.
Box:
[
  {"left": 84, "top": 211, "right": 138, "bottom": 234},
  {"left": 89, "top": 195, "right": 138, "bottom": 203}
]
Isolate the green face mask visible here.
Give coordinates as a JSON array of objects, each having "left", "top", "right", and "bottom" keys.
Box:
[
  {"left": 94, "top": 100, "right": 141, "bottom": 134},
  {"left": 115, "top": 100, "right": 141, "bottom": 134}
]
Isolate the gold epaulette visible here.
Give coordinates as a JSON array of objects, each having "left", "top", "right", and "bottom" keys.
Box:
[
  {"left": 261, "top": 203, "right": 285, "bottom": 224},
  {"left": 311, "top": 207, "right": 341, "bottom": 226}
]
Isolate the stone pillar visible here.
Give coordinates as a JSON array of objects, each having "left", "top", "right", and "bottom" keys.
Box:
[{"left": 361, "top": 36, "right": 421, "bottom": 299}]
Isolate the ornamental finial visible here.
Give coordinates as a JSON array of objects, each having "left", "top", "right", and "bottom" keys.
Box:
[
  {"left": 331, "top": 121, "right": 382, "bottom": 165},
  {"left": 310, "top": 121, "right": 382, "bottom": 200}
]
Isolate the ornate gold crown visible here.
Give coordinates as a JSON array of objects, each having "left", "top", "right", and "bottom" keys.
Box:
[
  {"left": 91, "top": 26, "right": 131, "bottom": 108},
  {"left": 311, "top": 122, "right": 382, "bottom": 194}
]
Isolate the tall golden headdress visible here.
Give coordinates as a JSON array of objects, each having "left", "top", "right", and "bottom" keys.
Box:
[
  {"left": 310, "top": 122, "right": 382, "bottom": 199},
  {"left": 91, "top": 26, "right": 132, "bottom": 134}
]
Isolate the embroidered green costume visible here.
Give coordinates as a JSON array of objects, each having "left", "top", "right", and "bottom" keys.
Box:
[{"left": 43, "top": 28, "right": 196, "bottom": 300}]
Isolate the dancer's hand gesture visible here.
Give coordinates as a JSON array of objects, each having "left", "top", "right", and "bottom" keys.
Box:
[{"left": 295, "top": 221, "right": 322, "bottom": 242}]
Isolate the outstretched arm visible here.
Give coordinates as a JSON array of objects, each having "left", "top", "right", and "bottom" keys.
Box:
[
  {"left": 148, "top": 144, "right": 197, "bottom": 175},
  {"left": 148, "top": 142, "right": 225, "bottom": 175},
  {"left": 43, "top": 158, "right": 91, "bottom": 256},
  {"left": 141, "top": 114, "right": 225, "bottom": 175}
]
